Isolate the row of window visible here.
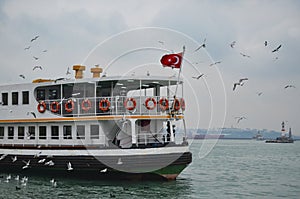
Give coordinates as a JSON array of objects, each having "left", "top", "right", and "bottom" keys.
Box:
[
  {"left": 0, "top": 125, "right": 100, "bottom": 140},
  {"left": 1, "top": 91, "right": 29, "bottom": 106}
]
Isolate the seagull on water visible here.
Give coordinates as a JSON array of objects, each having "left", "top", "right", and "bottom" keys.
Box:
[
  {"left": 272, "top": 44, "right": 282, "bottom": 53},
  {"left": 15, "top": 175, "right": 19, "bottom": 181},
  {"left": 194, "top": 38, "right": 206, "bottom": 52},
  {"left": 67, "top": 162, "right": 73, "bottom": 171}
]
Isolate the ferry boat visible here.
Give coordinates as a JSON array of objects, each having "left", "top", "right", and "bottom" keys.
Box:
[{"left": 0, "top": 65, "right": 192, "bottom": 180}]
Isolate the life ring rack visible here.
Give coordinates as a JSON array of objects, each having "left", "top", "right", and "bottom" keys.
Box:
[
  {"left": 145, "top": 97, "right": 157, "bottom": 110},
  {"left": 99, "top": 99, "right": 111, "bottom": 112},
  {"left": 124, "top": 98, "right": 137, "bottom": 111},
  {"left": 158, "top": 98, "right": 169, "bottom": 111},
  {"left": 81, "top": 99, "right": 92, "bottom": 112},
  {"left": 65, "top": 99, "right": 75, "bottom": 113},
  {"left": 37, "top": 101, "right": 47, "bottom": 113},
  {"left": 50, "top": 101, "right": 60, "bottom": 113},
  {"left": 180, "top": 98, "right": 186, "bottom": 111}
]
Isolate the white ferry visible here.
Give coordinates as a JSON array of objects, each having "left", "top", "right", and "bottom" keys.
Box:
[{"left": 0, "top": 65, "right": 192, "bottom": 180}]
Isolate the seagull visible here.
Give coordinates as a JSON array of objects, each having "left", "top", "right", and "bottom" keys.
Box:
[
  {"left": 30, "top": 35, "right": 39, "bottom": 42},
  {"left": 66, "top": 67, "right": 71, "bottom": 75},
  {"left": 50, "top": 179, "right": 57, "bottom": 187},
  {"left": 24, "top": 46, "right": 31, "bottom": 50},
  {"left": 15, "top": 175, "right": 19, "bottom": 181},
  {"left": 67, "top": 162, "right": 73, "bottom": 171},
  {"left": 22, "top": 160, "right": 30, "bottom": 169},
  {"left": 42, "top": 50, "right": 47, "bottom": 53},
  {"left": 284, "top": 85, "right": 296, "bottom": 89},
  {"left": 19, "top": 74, "right": 26, "bottom": 79},
  {"left": 38, "top": 158, "right": 46, "bottom": 163},
  {"left": 6, "top": 174, "right": 11, "bottom": 181},
  {"left": 192, "top": 74, "right": 205, "bottom": 79},
  {"left": 233, "top": 78, "right": 248, "bottom": 91},
  {"left": 33, "top": 56, "right": 39, "bottom": 61},
  {"left": 230, "top": 41, "right": 236, "bottom": 48},
  {"left": 45, "top": 160, "right": 55, "bottom": 166},
  {"left": 117, "top": 157, "right": 123, "bottom": 165},
  {"left": 33, "top": 151, "right": 42, "bottom": 158},
  {"left": 240, "top": 52, "right": 251, "bottom": 58},
  {"left": 239, "top": 78, "right": 249, "bottom": 83},
  {"left": 21, "top": 176, "right": 28, "bottom": 184},
  {"left": 33, "top": 66, "right": 43, "bottom": 70},
  {"left": 100, "top": 168, "right": 107, "bottom": 173},
  {"left": 147, "top": 71, "right": 150, "bottom": 76},
  {"left": 272, "top": 44, "right": 282, "bottom": 53},
  {"left": 194, "top": 38, "right": 206, "bottom": 52},
  {"left": 209, "top": 61, "right": 221, "bottom": 66},
  {"left": 235, "top": 116, "right": 246, "bottom": 124},
  {"left": 54, "top": 77, "right": 66, "bottom": 83},
  {"left": 158, "top": 40, "right": 164, "bottom": 45},
  {"left": 0, "top": 154, "right": 7, "bottom": 160},
  {"left": 256, "top": 92, "right": 263, "bottom": 96},
  {"left": 11, "top": 156, "right": 17, "bottom": 162},
  {"left": 264, "top": 41, "right": 268, "bottom": 46},
  {"left": 27, "top": 111, "right": 36, "bottom": 118}
]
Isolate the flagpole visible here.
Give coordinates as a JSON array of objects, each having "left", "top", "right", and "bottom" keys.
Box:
[{"left": 174, "top": 45, "right": 185, "bottom": 100}]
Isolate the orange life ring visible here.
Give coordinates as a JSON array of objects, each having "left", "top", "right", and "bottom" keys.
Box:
[
  {"left": 50, "top": 101, "right": 60, "bottom": 113},
  {"left": 159, "top": 98, "right": 169, "bottom": 111},
  {"left": 99, "top": 99, "right": 111, "bottom": 112},
  {"left": 145, "top": 97, "right": 157, "bottom": 110},
  {"left": 124, "top": 98, "right": 136, "bottom": 111},
  {"left": 37, "top": 101, "right": 46, "bottom": 113},
  {"left": 173, "top": 98, "right": 181, "bottom": 111},
  {"left": 81, "top": 99, "right": 92, "bottom": 112},
  {"left": 180, "top": 98, "right": 186, "bottom": 111},
  {"left": 65, "top": 99, "right": 74, "bottom": 113}
]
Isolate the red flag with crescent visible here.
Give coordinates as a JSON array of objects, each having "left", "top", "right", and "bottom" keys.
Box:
[{"left": 160, "top": 52, "right": 183, "bottom": 69}]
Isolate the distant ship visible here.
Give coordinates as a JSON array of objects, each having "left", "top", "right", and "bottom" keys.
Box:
[
  {"left": 252, "top": 131, "right": 264, "bottom": 141},
  {"left": 190, "top": 134, "right": 225, "bottom": 139},
  {"left": 265, "top": 122, "right": 294, "bottom": 143}
]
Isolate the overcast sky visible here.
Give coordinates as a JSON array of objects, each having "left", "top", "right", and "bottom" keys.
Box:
[{"left": 0, "top": 0, "right": 300, "bottom": 135}]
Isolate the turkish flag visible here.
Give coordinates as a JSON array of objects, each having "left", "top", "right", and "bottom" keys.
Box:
[{"left": 160, "top": 52, "right": 183, "bottom": 69}]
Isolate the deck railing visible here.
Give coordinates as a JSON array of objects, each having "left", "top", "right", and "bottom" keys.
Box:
[{"left": 42, "top": 96, "right": 184, "bottom": 117}]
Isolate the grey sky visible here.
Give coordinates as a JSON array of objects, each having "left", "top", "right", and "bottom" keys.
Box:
[{"left": 0, "top": 0, "right": 300, "bottom": 135}]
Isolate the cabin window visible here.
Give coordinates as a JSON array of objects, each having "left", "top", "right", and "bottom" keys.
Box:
[
  {"left": 49, "top": 89, "right": 58, "bottom": 100},
  {"left": 8, "top": 126, "right": 14, "bottom": 139},
  {"left": 28, "top": 126, "right": 35, "bottom": 139},
  {"left": 1, "top": 93, "right": 8, "bottom": 105},
  {"left": 76, "top": 125, "right": 85, "bottom": 139},
  {"left": 22, "top": 91, "right": 29, "bottom": 104},
  {"left": 39, "top": 126, "right": 47, "bottom": 139},
  {"left": 18, "top": 126, "right": 25, "bottom": 139},
  {"left": 0, "top": 127, "right": 4, "bottom": 139},
  {"left": 12, "top": 92, "right": 18, "bottom": 105},
  {"left": 37, "top": 89, "right": 45, "bottom": 100},
  {"left": 90, "top": 125, "right": 99, "bottom": 139},
  {"left": 63, "top": 125, "right": 72, "bottom": 139},
  {"left": 51, "top": 126, "right": 59, "bottom": 139}
]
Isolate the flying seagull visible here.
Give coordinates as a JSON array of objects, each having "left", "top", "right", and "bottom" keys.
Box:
[
  {"left": 284, "top": 85, "right": 296, "bottom": 89},
  {"left": 256, "top": 92, "right": 263, "bottom": 96},
  {"left": 19, "top": 74, "right": 25, "bottom": 79},
  {"left": 158, "top": 40, "right": 164, "bottom": 45},
  {"left": 194, "top": 38, "right": 206, "bottom": 52},
  {"left": 54, "top": 77, "right": 66, "bottom": 83},
  {"left": 66, "top": 67, "right": 71, "bottom": 75},
  {"left": 240, "top": 52, "right": 251, "bottom": 58},
  {"left": 33, "top": 66, "right": 43, "bottom": 71},
  {"left": 30, "top": 35, "right": 39, "bottom": 42},
  {"left": 42, "top": 50, "right": 47, "bottom": 53},
  {"left": 0, "top": 154, "right": 7, "bottom": 160},
  {"left": 209, "top": 61, "right": 221, "bottom": 66},
  {"left": 272, "top": 44, "right": 282, "bottom": 53},
  {"left": 235, "top": 116, "right": 246, "bottom": 124},
  {"left": 67, "top": 162, "right": 73, "bottom": 171},
  {"left": 100, "top": 168, "right": 108, "bottom": 173},
  {"left": 27, "top": 111, "right": 36, "bottom": 118},
  {"left": 239, "top": 78, "right": 248, "bottom": 83},
  {"left": 264, "top": 41, "right": 268, "bottom": 46},
  {"left": 38, "top": 158, "right": 46, "bottom": 163},
  {"left": 22, "top": 160, "right": 30, "bottom": 169},
  {"left": 192, "top": 74, "right": 205, "bottom": 79},
  {"left": 233, "top": 78, "right": 248, "bottom": 91},
  {"left": 230, "top": 41, "right": 236, "bottom": 48},
  {"left": 11, "top": 156, "right": 17, "bottom": 162},
  {"left": 24, "top": 46, "right": 31, "bottom": 50},
  {"left": 117, "top": 157, "right": 123, "bottom": 165},
  {"left": 33, "top": 56, "right": 39, "bottom": 60}
]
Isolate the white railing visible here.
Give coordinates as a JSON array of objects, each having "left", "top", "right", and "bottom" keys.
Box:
[{"left": 41, "top": 96, "right": 185, "bottom": 117}]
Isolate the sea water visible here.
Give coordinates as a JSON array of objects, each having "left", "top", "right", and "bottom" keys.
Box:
[{"left": 1, "top": 140, "right": 300, "bottom": 199}]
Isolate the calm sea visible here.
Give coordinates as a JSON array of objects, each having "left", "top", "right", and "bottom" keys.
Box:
[{"left": 1, "top": 140, "right": 300, "bottom": 199}]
